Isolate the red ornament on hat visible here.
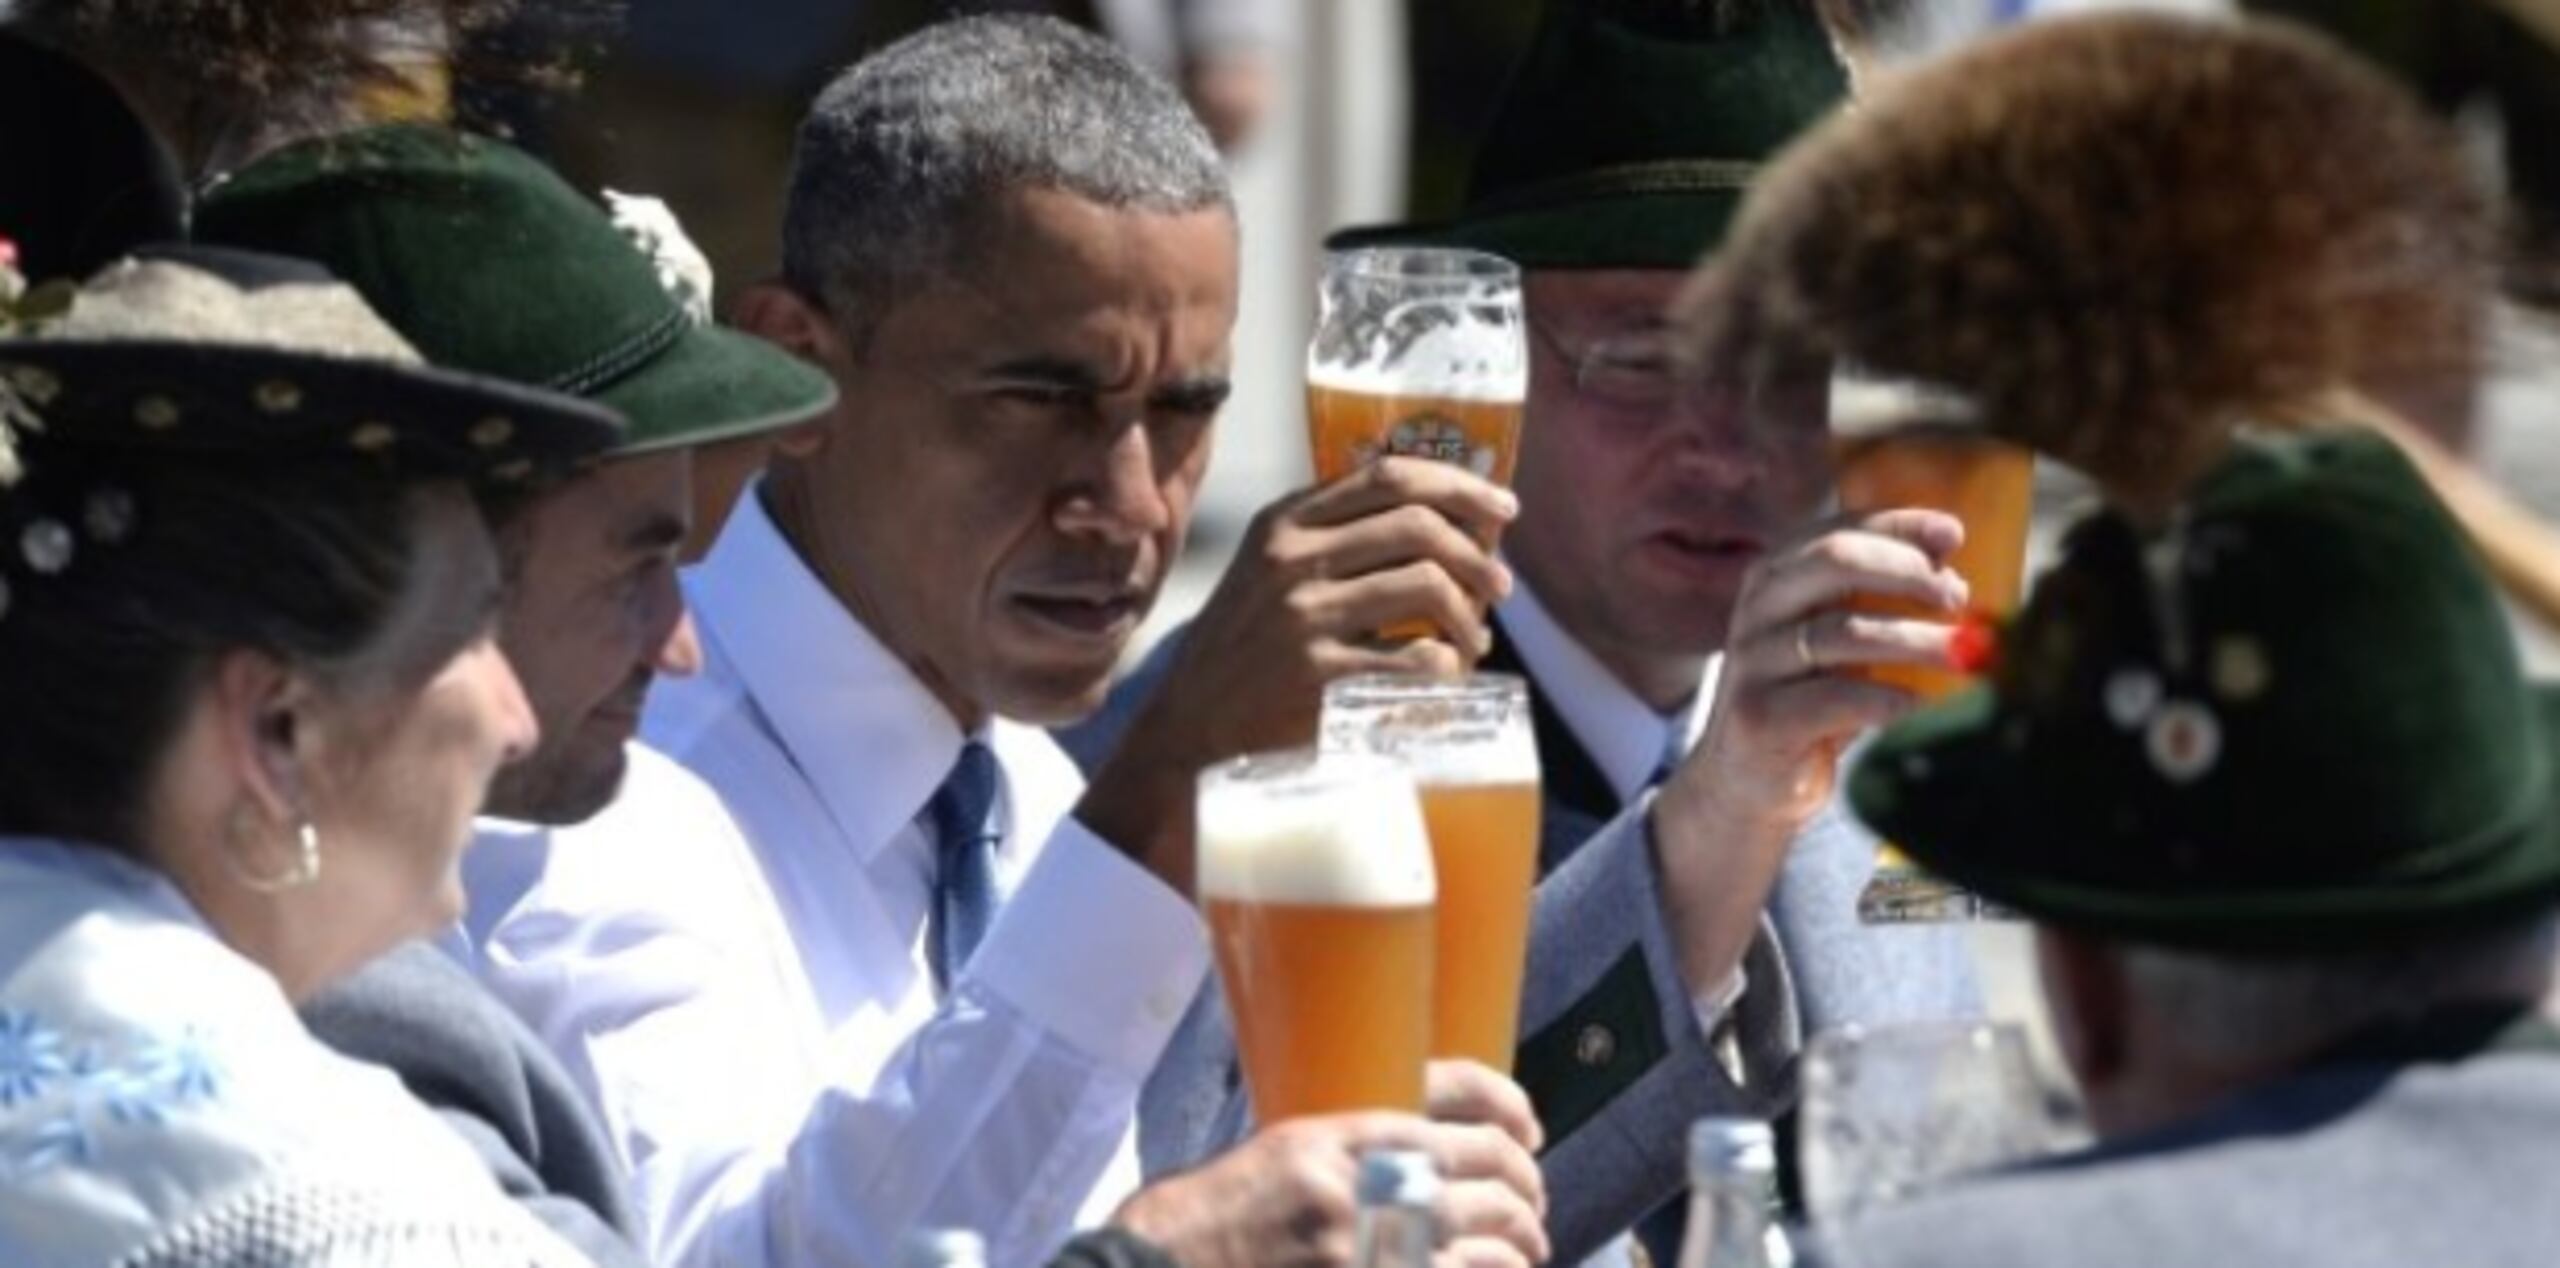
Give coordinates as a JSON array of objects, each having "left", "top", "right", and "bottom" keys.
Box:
[{"left": 1949, "top": 614, "right": 2002, "bottom": 675}]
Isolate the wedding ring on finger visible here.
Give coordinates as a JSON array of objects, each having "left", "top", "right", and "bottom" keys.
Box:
[{"left": 1795, "top": 619, "right": 1818, "bottom": 673}]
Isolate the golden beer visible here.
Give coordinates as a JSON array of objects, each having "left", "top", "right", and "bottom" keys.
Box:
[
  {"left": 1323, "top": 674, "right": 1542, "bottom": 1072},
  {"left": 1414, "top": 780, "right": 1541, "bottom": 1069},
  {"left": 1832, "top": 423, "right": 2035, "bottom": 701},
  {"left": 1306, "top": 382, "right": 1526, "bottom": 487},
  {"left": 1206, "top": 898, "right": 1436, "bottom": 1119},
  {"left": 1198, "top": 751, "right": 1437, "bottom": 1121},
  {"left": 1308, "top": 248, "right": 1528, "bottom": 644}
]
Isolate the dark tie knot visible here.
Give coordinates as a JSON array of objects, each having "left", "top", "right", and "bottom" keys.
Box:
[
  {"left": 925, "top": 740, "right": 1002, "bottom": 990},
  {"left": 929, "top": 740, "right": 1002, "bottom": 855}
]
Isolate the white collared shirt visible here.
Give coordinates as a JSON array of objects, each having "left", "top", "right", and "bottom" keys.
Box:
[
  {"left": 1497, "top": 575, "right": 1720, "bottom": 802},
  {"left": 457, "top": 492, "right": 1208, "bottom": 1268},
  {"left": 1496, "top": 575, "right": 1745, "bottom": 1026}
]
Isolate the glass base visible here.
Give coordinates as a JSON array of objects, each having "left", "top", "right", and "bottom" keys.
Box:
[{"left": 1858, "top": 865, "right": 2022, "bottom": 924}]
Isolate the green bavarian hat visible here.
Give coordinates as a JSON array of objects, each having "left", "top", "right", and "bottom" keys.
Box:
[
  {"left": 194, "top": 124, "right": 837, "bottom": 455},
  {"left": 1327, "top": 0, "right": 1850, "bottom": 269},
  {"left": 1850, "top": 429, "right": 2560, "bottom": 954},
  {"left": 0, "top": 245, "right": 620, "bottom": 485}
]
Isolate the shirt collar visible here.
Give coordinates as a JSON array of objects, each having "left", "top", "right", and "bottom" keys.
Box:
[
  {"left": 0, "top": 835, "right": 205, "bottom": 926},
  {"left": 682, "top": 486, "right": 977, "bottom": 864},
  {"left": 1496, "top": 571, "right": 1719, "bottom": 803}
]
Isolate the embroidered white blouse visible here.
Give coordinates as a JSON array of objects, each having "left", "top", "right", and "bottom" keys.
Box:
[{"left": 0, "top": 837, "right": 585, "bottom": 1267}]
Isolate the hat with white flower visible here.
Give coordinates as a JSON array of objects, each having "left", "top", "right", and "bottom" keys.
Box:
[{"left": 194, "top": 124, "right": 837, "bottom": 455}]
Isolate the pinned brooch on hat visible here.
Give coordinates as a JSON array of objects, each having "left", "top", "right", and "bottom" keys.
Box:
[
  {"left": 603, "top": 191, "right": 715, "bottom": 327},
  {"left": 1, "top": 239, "right": 152, "bottom": 615},
  {"left": 0, "top": 235, "right": 71, "bottom": 490}
]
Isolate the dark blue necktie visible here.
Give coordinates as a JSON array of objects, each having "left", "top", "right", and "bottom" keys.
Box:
[
  {"left": 924, "top": 741, "right": 1000, "bottom": 991},
  {"left": 1647, "top": 725, "right": 1685, "bottom": 792}
]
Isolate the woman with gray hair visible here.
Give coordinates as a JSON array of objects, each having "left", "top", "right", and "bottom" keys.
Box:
[{"left": 0, "top": 245, "right": 620, "bottom": 1265}]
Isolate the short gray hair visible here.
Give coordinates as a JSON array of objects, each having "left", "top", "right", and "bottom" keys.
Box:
[
  {"left": 780, "top": 13, "right": 1232, "bottom": 347},
  {"left": 2117, "top": 915, "right": 2560, "bottom": 1066}
]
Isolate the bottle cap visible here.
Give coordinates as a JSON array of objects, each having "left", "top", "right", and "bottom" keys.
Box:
[
  {"left": 898, "top": 1228, "right": 987, "bottom": 1268},
  {"left": 1688, "top": 1116, "right": 1776, "bottom": 1179},
  {"left": 1357, "top": 1148, "right": 1442, "bottom": 1209}
]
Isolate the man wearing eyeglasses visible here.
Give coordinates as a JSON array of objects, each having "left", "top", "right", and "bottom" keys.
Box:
[
  {"left": 1354, "top": 2, "right": 1987, "bottom": 1258},
  {"left": 1066, "top": 3, "right": 1983, "bottom": 1262}
]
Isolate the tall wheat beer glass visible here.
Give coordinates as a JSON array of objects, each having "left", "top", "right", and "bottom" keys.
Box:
[
  {"left": 1198, "top": 751, "right": 1438, "bottom": 1120},
  {"left": 1322, "top": 674, "right": 1540, "bottom": 1071},
  {"left": 1308, "top": 248, "right": 1526, "bottom": 642},
  {"left": 1831, "top": 382, "right": 2035, "bottom": 921},
  {"left": 1308, "top": 247, "right": 1526, "bottom": 484}
]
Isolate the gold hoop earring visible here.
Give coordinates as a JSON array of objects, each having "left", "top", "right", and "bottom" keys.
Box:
[{"left": 226, "top": 813, "right": 322, "bottom": 893}]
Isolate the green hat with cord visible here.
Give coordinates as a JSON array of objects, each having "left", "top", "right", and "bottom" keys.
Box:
[
  {"left": 1327, "top": 0, "right": 1851, "bottom": 269},
  {"left": 194, "top": 124, "right": 836, "bottom": 456},
  {"left": 1848, "top": 429, "right": 2560, "bottom": 953}
]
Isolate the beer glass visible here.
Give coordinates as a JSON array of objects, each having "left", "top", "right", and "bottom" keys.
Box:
[
  {"left": 1799, "top": 1022, "right": 2082, "bottom": 1226},
  {"left": 1322, "top": 674, "right": 1541, "bottom": 1072},
  {"left": 1832, "top": 424, "right": 2035, "bottom": 701},
  {"left": 1307, "top": 247, "right": 1527, "bottom": 487},
  {"left": 1309, "top": 247, "right": 1526, "bottom": 643},
  {"left": 1198, "top": 749, "right": 1438, "bottom": 1121},
  {"left": 1831, "top": 381, "right": 2036, "bottom": 922}
]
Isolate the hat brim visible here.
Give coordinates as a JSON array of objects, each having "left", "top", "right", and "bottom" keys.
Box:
[
  {"left": 1326, "top": 188, "right": 1747, "bottom": 271},
  {"left": 1848, "top": 685, "right": 2560, "bottom": 953},
  {"left": 0, "top": 340, "right": 622, "bottom": 483},
  {"left": 593, "top": 323, "right": 838, "bottom": 455}
]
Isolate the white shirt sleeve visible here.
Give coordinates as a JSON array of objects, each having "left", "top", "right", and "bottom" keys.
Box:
[{"left": 472, "top": 814, "right": 1207, "bottom": 1268}]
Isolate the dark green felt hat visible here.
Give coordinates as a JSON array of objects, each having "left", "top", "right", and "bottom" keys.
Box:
[
  {"left": 1850, "top": 429, "right": 2560, "bottom": 953},
  {"left": 194, "top": 125, "right": 836, "bottom": 456},
  {"left": 1328, "top": 0, "right": 1850, "bottom": 269}
]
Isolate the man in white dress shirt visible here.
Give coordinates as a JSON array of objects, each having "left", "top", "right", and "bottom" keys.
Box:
[{"left": 459, "top": 14, "right": 1549, "bottom": 1268}]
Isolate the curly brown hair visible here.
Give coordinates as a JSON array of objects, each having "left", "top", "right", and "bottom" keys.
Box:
[{"left": 1681, "top": 12, "right": 2498, "bottom": 510}]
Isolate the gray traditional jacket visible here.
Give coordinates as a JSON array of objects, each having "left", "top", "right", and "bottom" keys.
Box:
[
  {"left": 1057, "top": 617, "right": 1981, "bottom": 1261},
  {"left": 304, "top": 941, "right": 645, "bottom": 1268},
  {"left": 1796, "top": 1008, "right": 2560, "bottom": 1268}
]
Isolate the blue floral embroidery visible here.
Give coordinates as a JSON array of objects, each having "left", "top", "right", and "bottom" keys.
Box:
[
  {"left": 0, "top": 1010, "right": 66, "bottom": 1107},
  {"left": 0, "top": 1014, "right": 229, "bottom": 1176},
  {"left": 17, "top": 1116, "right": 88, "bottom": 1171},
  {"left": 132, "top": 1029, "right": 224, "bottom": 1105},
  {"left": 102, "top": 1071, "right": 169, "bottom": 1127}
]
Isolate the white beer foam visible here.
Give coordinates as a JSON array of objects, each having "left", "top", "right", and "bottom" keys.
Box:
[
  {"left": 1385, "top": 730, "right": 1540, "bottom": 787},
  {"left": 1322, "top": 720, "right": 1539, "bottom": 787},
  {"left": 1198, "top": 758, "right": 1437, "bottom": 908},
  {"left": 1306, "top": 323, "right": 1527, "bottom": 403}
]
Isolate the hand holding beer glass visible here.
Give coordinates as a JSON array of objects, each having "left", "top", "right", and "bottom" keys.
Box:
[
  {"left": 1322, "top": 674, "right": 1541, "bottom": 1072},
  {"left": 1831, "top": 384, "right": 2035, "bottom": 922},
  {"left": 1198, "top": 751, "right": 1437, "bottom": 1121},
  {"left": 1309, "top": 248, "right": 1527, "bottom": 642}
]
